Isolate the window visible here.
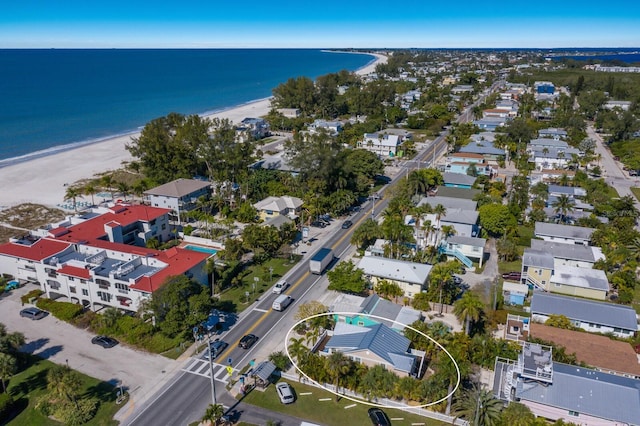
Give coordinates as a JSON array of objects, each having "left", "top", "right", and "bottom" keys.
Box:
[
  {"left": 69, "top": 286, "right": 76, "bottom": 294},
  {"left": 80, "top": 279, "right": 86, "bottom": 284},
  {"left": 161, "top": 224, "right": 166, "bottom": 230},
  {"left": 357, "top": 321, "right": 365, "bottom": 326},
  {"left": 82, "top": 289, "right": 88, "bottom": 296},
  {"left": 47, "top": 280, "right": 61, "bottom": 290},
  {"left": 69, "top": 276, "right": 75, "bottom": 281},
  {"left": 115, "top": 283, "right": 129, "bottom": 293},
  {"left": 96, "top": 278, "right": 110, "bottom": 289},
  {"left": 568, "top": 411, "right": 579, "bottom": 417},
  {"left": 97, "top": 291, "right": 112, "bottom": 302}
]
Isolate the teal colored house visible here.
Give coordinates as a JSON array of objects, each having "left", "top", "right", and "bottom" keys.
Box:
[{"left": 331, "top": 294, "right": 422, "bottom": 332}]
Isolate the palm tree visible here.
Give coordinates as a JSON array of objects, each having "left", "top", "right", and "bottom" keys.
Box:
[
  {"left": 326, "top": 351, "right": 351, "bottom": 399},
  {"left": 201, "top": 403, "right": 225, "bottom": 425},
  {"left": 101, "top": 174, "right": 116, "bottom": 201},
  {"left": 65, "top": 186, "right": 81, "bottom": 212},
  {"left": 47, "top": 365, "right": 82, "bottom": 408},
  {"left": 453, "top": 385, "right": 503, "bottom": 426},
  {"left": 552, "top": 194, "right": 574, "bottom": 223},
  {"left": 433, "top": 203, "right": 446, "bottom": 228},
  {"left": 0, "top": 353, "right": 17, "bottom": 392},
  {"left": 287, "top": 337, "right": 309, "bottom": 363},
  {"left": 453, "top": 291, "right": 485, "bottom": 336},
  {"left": 117, "top": 181, "right": 131, "bottom": 202},
  {"left": 83, "top": 181, "right": 98, "bottom": 206}
]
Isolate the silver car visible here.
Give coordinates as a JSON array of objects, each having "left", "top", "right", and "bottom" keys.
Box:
[{"left": 276, "top": 382, "right": 295, "bottom": 404}]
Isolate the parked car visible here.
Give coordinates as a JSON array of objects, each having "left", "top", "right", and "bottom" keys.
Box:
[
  {"left": 206, "top": 339, "right": 228, "bottom": 359},
  {"left": 91, "top": 335, "right": 119, "bottom": 348},
  {"left": 341, "top": 220, "right": 353, "bottom": 229},
  {"left": 238, "top": 334, "right": 259, "bottom": 349},
  {"left": 502, "top": 271, "right": 522, "bottom": 281},
  {"left": 19, "top": 307, "right": 47, "bottom": 320},
  {"left": 276, "top": 382, "right": 295, "bottom": 404},
  {"left": 311, "top": 220, "right": 327, "bottom": 228},
  {"left": 368, "top": 407, "right": 391, "bottom": 426},
  {"left": 453, "top": 276, "right": 463, "bottom": 285},
  {"left": 272, "top": 279, "right": 289, "bottom": 294}
]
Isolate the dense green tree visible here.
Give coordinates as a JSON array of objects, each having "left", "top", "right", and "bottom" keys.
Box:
[
  {"left": 201, "top": 403, "right": 225, "bottom": 425},
  {"left": 499, "top": 402, "right": 536, "bottom": 426},
  {"left": 552, "top": 194, "right": 575, "bottom": 223},
  {"left": 578, "top": 90, "right": 607, "bottom": 120},
  {"left": 148, "top": 275, "right": 214, "bottom": 338},
  {"left": 427, "top": 261, "right": 463, "bottom": 307},
  {"left": 545, "top": 314, "right": 575, "bottom": 330},
  {"left": 127, "top": 113, "right": 201, "bottom": 184},
  {"left": 241, "top": 224, "right": 283, "bottom": 257},
  {"left": 233, "top": 201, "right": 258, "bottom": 223},
  {"left": 326, "top": 351, "right": 352, "bottom": 399},
  {"left": 478, "top": 203, "right": 516, "bottom": 237},
  {"left": 411, "top": 293, "right": 431, "bottom": 311},
  {"left": 271, "top": 76, "right": 317, "bottom": 116},
  {"left": 327, "top": 260, "right": 367, "bottom": 294},
  {"left": 375, "top": 280, "right": 404, "bottom": 302}
]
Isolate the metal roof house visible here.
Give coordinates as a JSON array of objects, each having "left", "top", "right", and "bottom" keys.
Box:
[
  {"left": 323, "top": 322, "right": 419, "bottom": 377},
  {"left": 517, "top": 363, "right": 640, "bottom": 425},
  {"left": 442, "top": 172, "right": 476, "bottom": 189},
  {"left": 330, "top": 294, "right": 422, "bottom": 332},
  {"left": 356, "top": 256, "right": 432, "bottom": 298},
  {"left": 534, "top": 222, "right": 595, "bottom": 246},
  {"left": 530, "top": 292, "right": 638, "bottom": 338},
  {"left": 530, "top": 239, "right": 603, "bottom": 268}
]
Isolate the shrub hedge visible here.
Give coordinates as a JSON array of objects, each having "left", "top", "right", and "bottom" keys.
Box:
[
  {"left": 20, "top": 289, "right": 44, "bottom": 304},
  {"left": 36, "top": 298, "right": 83, "bottom": 321}
]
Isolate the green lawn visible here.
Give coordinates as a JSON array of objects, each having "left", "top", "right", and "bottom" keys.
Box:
[
  {"left": 240, "top": 379, "right": 447, "bottom": 426},
  {"left": 218, "top": 256, "right": 300, "bottom": 313},
  {"left": 630, "top": 187, "right": 640, "bottom": 203},
  {"left": 5, "top": 355, "right": 120, "bottom": 426}
]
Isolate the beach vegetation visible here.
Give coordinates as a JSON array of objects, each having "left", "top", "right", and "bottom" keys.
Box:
[{"left": 35, "top": 298, "right": 83, "bottom": 322}]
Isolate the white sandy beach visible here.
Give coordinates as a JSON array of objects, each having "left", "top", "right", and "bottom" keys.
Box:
[{"left": 0, "top": 52, "right": 386, "bottom": 209}]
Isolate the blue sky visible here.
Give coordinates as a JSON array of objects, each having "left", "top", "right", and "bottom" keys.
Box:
[{"left": 1, "top": 0, "right": 638, "bottom": 48}]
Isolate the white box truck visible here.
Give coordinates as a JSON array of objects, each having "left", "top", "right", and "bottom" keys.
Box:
[{"left": 309, "top": 247, "right": 334, "bottom": 274}]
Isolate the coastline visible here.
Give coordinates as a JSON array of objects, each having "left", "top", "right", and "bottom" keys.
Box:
[{"left": 0, "top": 52, "right": 386, "bottom": 209}]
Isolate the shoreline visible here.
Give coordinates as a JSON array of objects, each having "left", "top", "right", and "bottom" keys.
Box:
[{"left": 0, "top": 52, "right": 386, "bottom": 209}]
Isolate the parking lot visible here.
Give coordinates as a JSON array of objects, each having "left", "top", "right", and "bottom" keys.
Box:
[{"left": 0, "top": 284, "right": 177, "bottom": 401}]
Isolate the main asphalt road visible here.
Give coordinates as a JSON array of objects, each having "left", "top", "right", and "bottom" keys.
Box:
[{"left": 119, "top": 87, "right": 499, "bottom": 426}]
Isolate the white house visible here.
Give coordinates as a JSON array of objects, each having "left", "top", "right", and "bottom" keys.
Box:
[
  {"left": 356, "top": 256, "right": 432, "bottom": 298},
  {"left": 534, "top": 222, "right": 595, "bottom": 246},
  {"left": 357, "top": 133, "right": 402, "bottom": 157}
]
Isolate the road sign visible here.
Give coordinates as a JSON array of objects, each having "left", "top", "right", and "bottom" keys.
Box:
[
  {"left": 302, "top": 227, "right": 309, "bottom": 238},
  {"left": 227, "top": 357, "right": 232, "bottom": 365},
  {"left": 226, "top": 365, "right": 233, "bottom": 375}
]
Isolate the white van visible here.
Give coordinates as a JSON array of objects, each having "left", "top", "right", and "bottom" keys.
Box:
[{"left": 272, "top": 295, "right": 292, "bottom": 312}]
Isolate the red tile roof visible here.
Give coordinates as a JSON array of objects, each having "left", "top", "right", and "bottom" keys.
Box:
[
  {"left": 130, "top": 247, "right": 210, "bottom": 293},
  {"left": 0, "top": 239, "right": 71, "bottom": 261},
  {"left": 50, "top": 204, "right": 171, "bottom": 244},
  {"left": 57, "top": 265, "right": 91, "bottom": 279}
]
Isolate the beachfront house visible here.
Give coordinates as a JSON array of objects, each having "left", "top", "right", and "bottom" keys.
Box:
[
  {"left": 143, "top": 178, "right": 211, "bottom": 224},
  {"left": 0, "top": 205, "right": 210, "bottom": 313},
  {"left": 236, "top": 117, "right": 270, "bottom": 141}
]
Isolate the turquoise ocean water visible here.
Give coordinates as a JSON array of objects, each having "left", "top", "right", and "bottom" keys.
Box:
[{"left": 0, "top": 49, "right": 373, "bottom": 164}]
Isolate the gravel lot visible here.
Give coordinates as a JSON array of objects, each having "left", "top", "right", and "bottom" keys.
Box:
[{"left": 0, "top": 284, "right": 178, "bottom": 401}]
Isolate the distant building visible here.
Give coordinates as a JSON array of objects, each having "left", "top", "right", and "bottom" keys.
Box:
[
  {"left": 534, "top": 81, "right": 555, "bottom": 94},
  {"left": 277, "top": 108, "right": 301, "bottom": 118}
]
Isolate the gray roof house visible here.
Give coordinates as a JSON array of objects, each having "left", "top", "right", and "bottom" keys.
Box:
[
  {"left": 530, "top": 239, "right": 603, "bottom": 267},
  {"left": 417, "top": 195, "right": 477, "bottom": 211},
  {"left": 330, "top": 293, "right": 422, "bottom": 332},
  {"left": 516, "top": 362, "right": 640, "bottom": 425},
  {"left": 538, "top": 128, "right": 568, "bottom": 140},
  {"left": 459, "top": 141, "right": 506, "bottom": 159},
  {"left": 523, "top": 249, "right": 555, "bottom": 270},
  {"left": 357, "top": 256, "right": 432, "bottom": 298},
  {"left": 324, "top": 322, "right": 418, "bottom": 376},
  {"left": 534, "top": 222, "right": 594, "bottom": 245},
  {"left": 530, "top": 292, "right": 638, "bottom": 338},
  {"left": 442, "top": 172, "right": 476, "bottom": 188},
  {"left": 143, "top": 178, "right": 211, "bottom": 224}
]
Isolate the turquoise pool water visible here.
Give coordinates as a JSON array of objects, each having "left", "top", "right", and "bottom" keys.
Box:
[{"left": 184, "top": 245, "right": 218, "bottom": 255}]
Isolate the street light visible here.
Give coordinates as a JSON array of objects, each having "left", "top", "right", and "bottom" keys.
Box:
[{"left": 205, "top": 332, "right": 217, "bottom": 405}]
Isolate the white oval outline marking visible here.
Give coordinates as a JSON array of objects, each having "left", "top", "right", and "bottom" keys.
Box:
[{"left": 284, "top": 311, "right": 461, "bottom": 409}]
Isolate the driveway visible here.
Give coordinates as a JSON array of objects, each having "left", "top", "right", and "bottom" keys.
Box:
[{"left": 0, "top": 285, "right": 178, "bottom": 403}]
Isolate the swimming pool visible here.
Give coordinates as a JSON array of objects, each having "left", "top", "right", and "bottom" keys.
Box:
[{"left": 184, "top": 245, "right": 218, "bottom": 255}]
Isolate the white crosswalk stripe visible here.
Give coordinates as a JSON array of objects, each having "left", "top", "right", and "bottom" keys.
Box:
[{"left": 181, "top": 358, "right": 231, "bottom": 383}]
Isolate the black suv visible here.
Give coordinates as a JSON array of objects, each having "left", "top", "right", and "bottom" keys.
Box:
[
  {"left": 238, "top": 334, "right": 259, "bottom": 349},
  {"left": 368, "top": 408, "right": 391, "bottom": 426}
]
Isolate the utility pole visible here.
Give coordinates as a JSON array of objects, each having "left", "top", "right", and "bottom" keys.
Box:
[{"left": 206, "top": 332, "right": 217, "bottom": 405}]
